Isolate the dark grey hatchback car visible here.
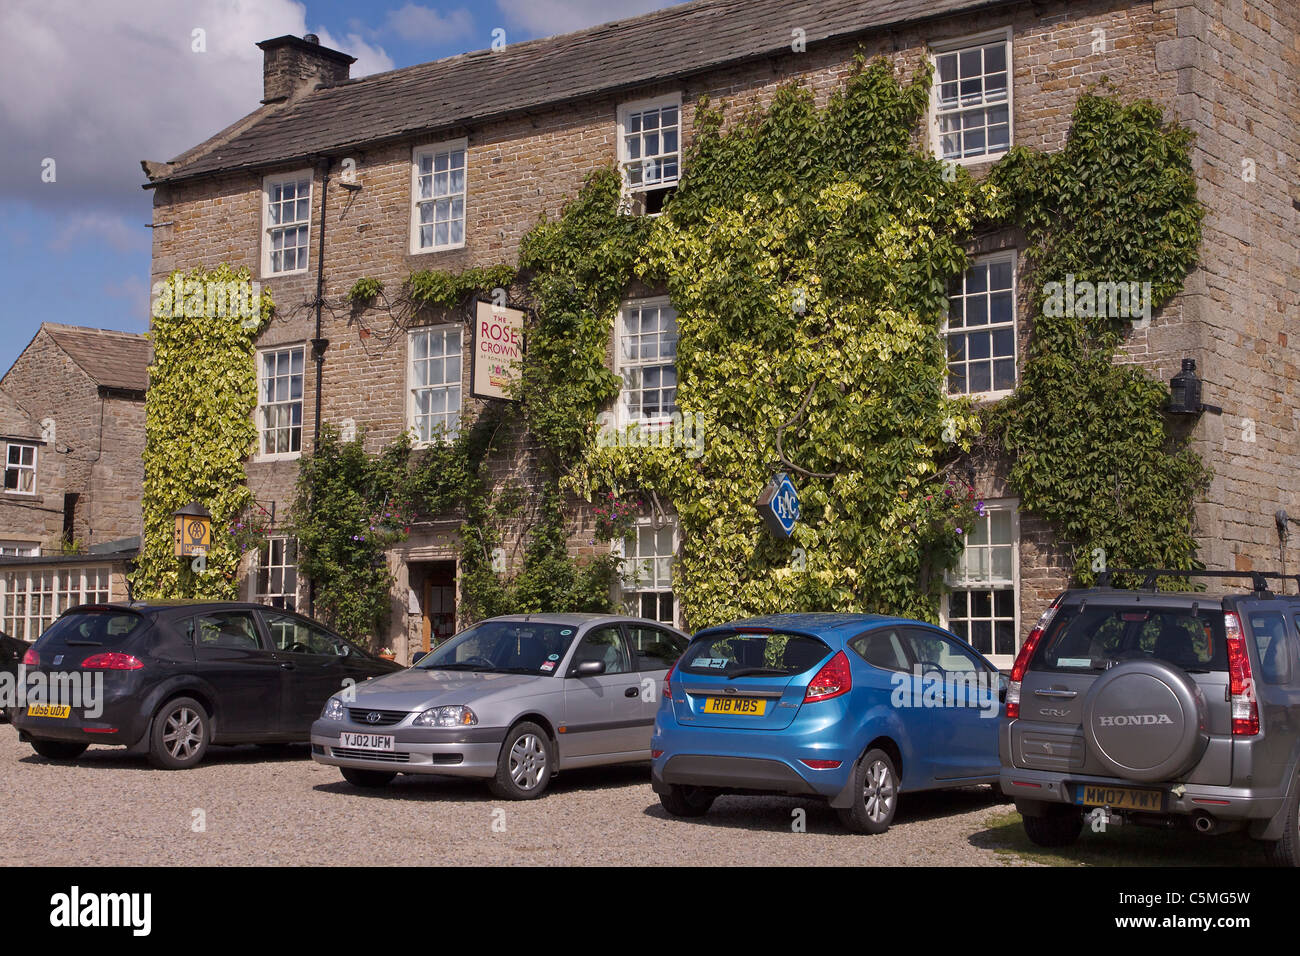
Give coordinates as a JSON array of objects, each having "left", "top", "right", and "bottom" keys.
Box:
[
  {"left": 1001, "top": 570, "right": 1300, "bottom": 865},
  {"left": 11, "top": 602, "right": 400, "bottom": 768}
]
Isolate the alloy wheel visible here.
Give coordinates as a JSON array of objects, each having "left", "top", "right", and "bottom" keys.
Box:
[
  {"left": 163, "top": 707, "right": 203, "bottom": 760},
  {"left": 863, "top": 758, "right": 896, "bottom": 823},
  {"left": 509, "top": 733, "right": 546, "bottom": 790}
]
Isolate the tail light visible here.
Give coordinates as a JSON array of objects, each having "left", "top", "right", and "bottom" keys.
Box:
[
  {"left": 21, "top": 647, "right": 38, "bottom": 667},
  {"left": 805, "top": 651, "right": 852, "bottom": 703},
  {"left": 799, "top": 758, "right": 842, "bottom": 770},
  {"left": 81, "top": 652, "right": 144, "bottom": 670},
  {"left": 1224, "top": 612, "right": 1258, "bottom": 736},
  {"left": 1006, "top": 601, "right": 1059, "bottom": 719},
  {"left": 663, "top": 659, "right": 677, "bottom": 701}
]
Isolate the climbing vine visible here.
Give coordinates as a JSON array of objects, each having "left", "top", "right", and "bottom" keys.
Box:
[
  {"left": 134, "top": 264, "right": 273, "bottom": 599},
  {"left": 572, "top": 58, "right": 995, "bottom": 626},
  {"left": 988, "top": 92, "right": 1208, "bottom": 584}
]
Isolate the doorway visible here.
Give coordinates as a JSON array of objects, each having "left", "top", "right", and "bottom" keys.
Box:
[{"left": 413, "top": 560, "right": 457, "bottom": 654}]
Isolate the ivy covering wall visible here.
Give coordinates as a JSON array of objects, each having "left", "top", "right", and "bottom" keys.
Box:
[
  {"left": 134, "top": 265, "right": 273, "bottom": 599},
  {"left": 141, "top": 57, "right": 1208, "bottom": 639}
]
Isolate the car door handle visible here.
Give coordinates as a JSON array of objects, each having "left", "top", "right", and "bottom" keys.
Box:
[
  {"left": 1033, "top": 688, "right": 1077, "bottom": 699},
  {"left": 280, "top": 662, "right": 296, "bottom": 670},
  {"left": 624, "top": 687, "right": 640, "bottom": 698}
]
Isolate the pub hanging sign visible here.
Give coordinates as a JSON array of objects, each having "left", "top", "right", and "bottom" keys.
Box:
[
  {"left": 471, "top": 298, "right": 526, "bottom": 402},
  {"left": 756, "top": 472, "right": 801, "bottom": 539}
]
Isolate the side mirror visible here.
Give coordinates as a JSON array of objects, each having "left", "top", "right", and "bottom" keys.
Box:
[
  {"left": 574, "top": 660, "right": 606, "bottom": 677},
  {"left": 412, "top": 651, "right": 427, "bottom": 665},
  {"left": 338, "top": 644, "right": 351, "bottom": 658},
  {"left": 998, "top": 673, "right": 1009, "bottom": 703}
]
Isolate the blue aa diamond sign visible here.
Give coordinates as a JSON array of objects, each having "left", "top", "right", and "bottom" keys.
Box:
[{"left": 756, "top": 472, "right": 801, "bottom": 538}]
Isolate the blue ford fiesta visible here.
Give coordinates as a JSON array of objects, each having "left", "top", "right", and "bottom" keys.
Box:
[{"left": 651, "top": 613, "right": 1006, "bottom": 832}]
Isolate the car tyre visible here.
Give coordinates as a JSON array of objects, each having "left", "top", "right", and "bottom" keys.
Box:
[
  {"left": 489, "top": 722, "right": 553, "bottom": 800},
  {"left": 1263, "top": 772, "right": 1300, "bottom": 867},
  {"left": 1022, "top": 807, "right": 1083, "bottom": 847},
  {"left": 340, "top": 767, "right": 396, "bottom": 788},
  {"left": 147, "top": 696, "right": 210, "bottom": 770},
  {"left": 837, "top": 748, "right": 899, "bottom": 834},
  {"left": 30, "top": 738, "right": 88, "bottom": 761},
  {"left": 659, "top": 784, "right": 715, "bottom": 818}
]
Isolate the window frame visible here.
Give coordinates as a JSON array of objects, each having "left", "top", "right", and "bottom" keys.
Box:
[
  {"left": 255, "top": 344, "right": 306, "bottom": 461},
  {"left": 409, "top": 138, "right": 469, "bottom": 254},
  {"left": 4, "top": 442, "right": 37, "bottom": 496},
  {"left": 0, "top": 565, "right": 112, "bottom": 641},
  {"left": 615, "top": 296, "right": 679, "bottom": 430},
  {"left": 943, "top": 250, "right": 1018, "bottom": 401},
  {"left": 929, "top": 28, "right": 1014, "bottom": 166},
  {"left": 0, "top": 541, "right": 39, "bottom": 557},
  {"left": 261, "top": 169, "right": 314, "bottom": 277},
  {"left": 617, "top": 93, "right": 683, "bottom": 202},
  {"left": 407, "top": 323, "right": 464, "bottom": 448},
  {"left": 255, "top": 535, "right": 299, "bottom": 612},
  {"left": 941, "top": 498, "right": 1020, "bottom": 668},
  {"left": 613, "top": 514, "right": 679, "bottom": 628}
]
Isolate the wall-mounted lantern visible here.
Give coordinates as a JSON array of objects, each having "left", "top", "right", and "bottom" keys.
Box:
[
  {"left": 1167, "top": 358, "right": 1222, "bottom": 416},
  {"left": 173, "top": 502, "right": 212, "bottom": 558}
]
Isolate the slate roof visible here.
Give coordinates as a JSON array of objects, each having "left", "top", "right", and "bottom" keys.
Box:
[
  {"left": 149, "top": 0, "right": 1017, "bottom": 185},
  {"left": 40, "top": 324, "right": 151, "bottom": 393}
]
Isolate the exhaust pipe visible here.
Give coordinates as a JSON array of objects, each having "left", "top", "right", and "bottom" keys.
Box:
[{"left": 1193, "top": 812, "right": 1216, "bottom": 834}]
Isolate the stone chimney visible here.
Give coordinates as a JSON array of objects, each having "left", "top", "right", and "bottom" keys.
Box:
[{"left": 256, "top": 34, "right": 356, "bottom": 105}]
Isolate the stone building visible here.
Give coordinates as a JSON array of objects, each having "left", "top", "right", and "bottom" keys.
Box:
[
  {"left": 142, "top": 0, "right": 1299, "bottom": 667},
  {"left": 0, "top": 324, "right": 150, "bottom": 640}
]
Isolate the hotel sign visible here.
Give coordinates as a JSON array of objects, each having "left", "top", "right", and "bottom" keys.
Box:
[{"left": 471, "top": 299, "right": 526, "bottom": 401}]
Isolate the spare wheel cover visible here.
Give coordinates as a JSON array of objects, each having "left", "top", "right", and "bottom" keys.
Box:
[{"left": 1081, "top": 660, "right": 1208, "bottom": 783}]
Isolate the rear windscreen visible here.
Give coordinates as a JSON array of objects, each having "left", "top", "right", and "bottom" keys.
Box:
[
  {"left": 679, "top": 632, "right": 830, "bottom": 678},
  {"left": 37, "top": 611, "right": 146, "bottom": 648},
  {"left": 1032, "top": 605, "right": 1226, "bottom": 674}
]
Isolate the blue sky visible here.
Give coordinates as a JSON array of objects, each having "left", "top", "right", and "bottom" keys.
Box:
[{"left": 0, "top": 0, "right": 685, "bottom": 373}]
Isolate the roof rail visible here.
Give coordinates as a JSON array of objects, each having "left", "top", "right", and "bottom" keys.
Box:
[{"left": 1096, "top": 568, "right": 1300, "bottom": 596}]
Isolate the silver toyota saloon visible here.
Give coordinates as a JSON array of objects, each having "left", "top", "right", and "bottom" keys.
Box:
[{"left": 310, "top": 614, "right": 689, "bottom": 798}]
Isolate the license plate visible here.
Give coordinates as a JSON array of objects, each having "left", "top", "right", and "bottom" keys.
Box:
[
  {"left": 26, "top": 704, "right": 70, "bottom": 719},
  {"left": 339, "top": 732, "right": 395, "bottom": 752},
  {"left": 1075, "top": 784, "right": 1164, "bottom": 811},
  {"left": 702, "top": 696, "right": 766, "bottom": 716}
]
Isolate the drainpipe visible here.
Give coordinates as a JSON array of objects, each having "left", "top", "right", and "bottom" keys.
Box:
[{"left": 308, "top": 156, "right": 332, "bottom": 616}]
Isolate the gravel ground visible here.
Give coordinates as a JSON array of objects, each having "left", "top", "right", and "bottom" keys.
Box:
[{"left": 0, "top": 724, "right": 1026, "bottom": 866}]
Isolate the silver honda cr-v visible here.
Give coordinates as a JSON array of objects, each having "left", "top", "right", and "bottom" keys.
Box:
[{"left": 1001, "top": 570, "right": 1300, "bottom": 865}]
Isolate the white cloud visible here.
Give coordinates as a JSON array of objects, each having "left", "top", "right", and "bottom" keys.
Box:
[
  {"left": 0, "top": 0, "right": 394, "bottom": 214},
  {"left": 49, "top": 212, "right": 148, "bottom": 253},
  {"left": 102, "top": 274, "right": 151, "bottom": 319},
  {"left": 492, "top": 0, "right": 681, "bottom": 37},
  {"left": 381, "top": 4, "right": 475, "bottom": 42}
]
